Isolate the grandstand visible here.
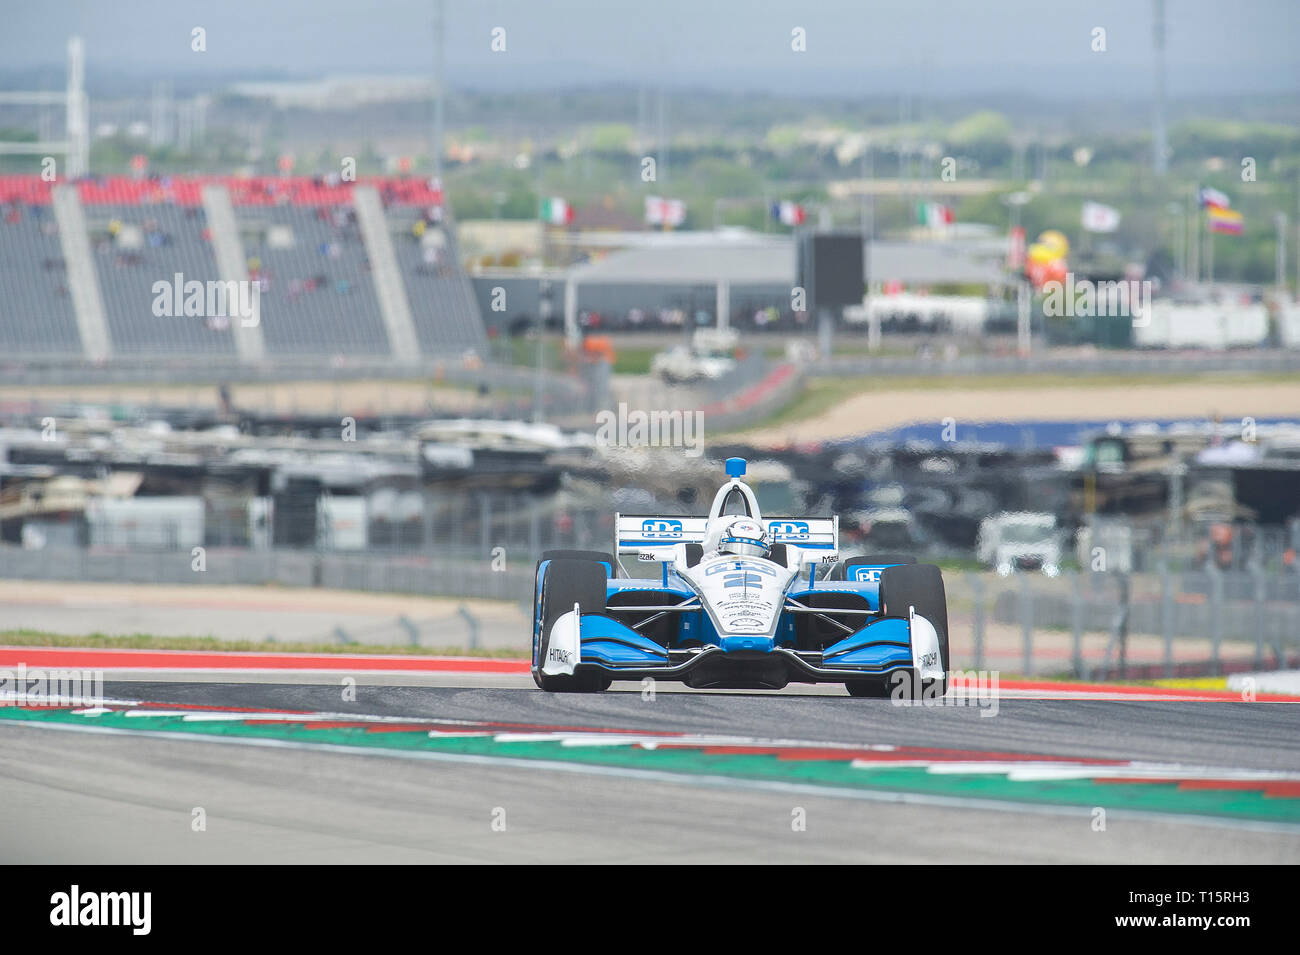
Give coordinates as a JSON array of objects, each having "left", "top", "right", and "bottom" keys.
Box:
[
  {"left": 249, "top": 205, "right": 389, "bottom": 357},
  {"left": 88, "top": 204, "right": 237, "bottom": 356},
  {"left": 0, "top": 203, "right": 79, "bottom": 355},
  {"left": 0, "top": 175, "right": 487, "bottom": 366},
  {"left": 386, "top": 208, "right": 486, "bottom": 354}
]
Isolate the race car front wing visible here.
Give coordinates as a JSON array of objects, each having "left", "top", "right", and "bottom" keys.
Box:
[{"left": 542, "top": 602, "right": 944, "bottom": 687}]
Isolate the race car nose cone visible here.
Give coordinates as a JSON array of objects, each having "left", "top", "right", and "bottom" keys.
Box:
[{"left": 720, "top": 635, "right": 774, "bottom": 653}]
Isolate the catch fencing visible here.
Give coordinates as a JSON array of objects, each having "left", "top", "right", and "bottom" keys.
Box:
[
  {"left": 1, "top": 541, "right": 1295, "bottom": 678},
  {"left": 947, "top": 567, "right": 1300, "bottom": 679}
]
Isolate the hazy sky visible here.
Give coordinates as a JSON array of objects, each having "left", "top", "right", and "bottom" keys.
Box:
[{"left": 4, "top": 0, "right": 1298, "bottom": 97}]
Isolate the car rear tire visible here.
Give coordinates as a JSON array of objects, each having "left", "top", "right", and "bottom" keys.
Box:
[
  {"left": 825, "top": 554, "right": 917, "bottom": 580},
  {"left": 535, "top": 558, "right": 611, "bottom": 693},
  {"left": 541, "top": 549, "right": 616, "bottom": 577},
  {"left": 878, "top": 563, "right": 949, "bottom": 697},
  {"left": 852, "top": 554, "right": 917, "bottom": 567}
]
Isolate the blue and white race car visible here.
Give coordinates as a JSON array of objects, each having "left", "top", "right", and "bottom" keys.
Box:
[{"left": 531, "top": 458, "right": 949, "bottom": 697}]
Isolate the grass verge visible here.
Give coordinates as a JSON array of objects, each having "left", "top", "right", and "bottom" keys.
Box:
[{"left": 0, "top": 629, "right": 527, "bottom": 658}]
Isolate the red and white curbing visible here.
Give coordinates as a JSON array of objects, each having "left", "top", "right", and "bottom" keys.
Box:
[{"left": 0, "top": 646, "right": 1297, "bottom": 701}]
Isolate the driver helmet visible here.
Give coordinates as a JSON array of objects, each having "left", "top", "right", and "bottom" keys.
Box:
[{"left": 717, "top": 517, "right": 770, "bottom": 559}]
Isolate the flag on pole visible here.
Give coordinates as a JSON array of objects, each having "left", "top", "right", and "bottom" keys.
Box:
[
  {"left": 539, "top": 197, "right": 573, "bottom": 225},
  {"left": 1206, "top": 206, "right": 1244, "bottom": 235},
  {"left": 917, "top": 202, "right": 954, "bottom": 228},
  {"left": 1007, "top": 226, "right": 1026, "bottom": 270},
  {"left": 1081, "top": 201, "right": 1121, "bottom": 233},
  {"left": 770, "top": 201, "right": 806, "bottom": 226},
  {"left": 645, "top": 196, "right": 686, "bottom": 227},
  {"left": 1198, "top": 187, "right": 1230, "bottom": 209}
]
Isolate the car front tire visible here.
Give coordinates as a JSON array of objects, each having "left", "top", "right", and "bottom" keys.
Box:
[{"left": 535, "top": 557, "right": 611, "bottom": 693}]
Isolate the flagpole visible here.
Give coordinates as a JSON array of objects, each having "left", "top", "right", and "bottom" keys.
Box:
[
  {"left": 1196, "top": 189, "right": 1203, "bottom": 284},
  {"left": 1276, "top": 212, "right": 1287, "bottom": 295},
  {"left": 859, "top": 151, "right": 867, "bottom": 238},
  {"left": 1177, "top": 203, "right": 1184, "bottom": 279},
  {"left": 1207, "top": 221, "right": 1215, "bottom": 285},
  {"left": 866, "top": 144, "right": 874, "bottom": 243},
  {"left": 431, "top": 0, "right": 444, "bottom": 183}
]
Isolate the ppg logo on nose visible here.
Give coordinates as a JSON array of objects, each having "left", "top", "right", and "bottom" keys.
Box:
[
  {"left": 642, "top": 519, "right": 684, "bottom": 538},
  {"left": 768, "top": 521, "right": 810, "bottom": 541}
]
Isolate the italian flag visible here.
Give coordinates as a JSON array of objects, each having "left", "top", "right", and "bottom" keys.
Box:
[
  {"left": 918, "top": 202, "right": 954, "bottom": 227},
  {"left": 540, "top": 197, "right": 573, "bottom": 225}
]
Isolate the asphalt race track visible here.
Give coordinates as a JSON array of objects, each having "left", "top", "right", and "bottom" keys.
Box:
[{"left": 2, "top": 670, "right": 1299, "bottom": 863}]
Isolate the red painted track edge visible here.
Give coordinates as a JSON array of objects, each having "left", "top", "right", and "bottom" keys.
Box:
[{"left": 1, "top": 646, "right": 1297, "bottom": 700}]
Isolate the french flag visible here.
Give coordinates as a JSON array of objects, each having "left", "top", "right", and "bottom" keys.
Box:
[{"left": 771, "top": 201, "right": 805, "bottom": 226}]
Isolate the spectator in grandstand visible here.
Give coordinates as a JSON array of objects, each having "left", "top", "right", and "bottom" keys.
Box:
[{"left": 421, "top": 244, "right": 439, "bottom": 273}]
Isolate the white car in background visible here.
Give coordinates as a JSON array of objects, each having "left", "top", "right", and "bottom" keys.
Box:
[
  {"left": 650, "top": 327, "right": 738, "bottom": 384},
  {"left": 978, "top": 512, "right": 1061, "bottom": 577},
  {"left": 650, "top": 345, "right": 735, "bottom": 383}
]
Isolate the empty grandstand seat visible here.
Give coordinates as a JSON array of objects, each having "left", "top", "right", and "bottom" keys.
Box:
[
  {"left": 387, "top": 211, "right": 486, "bottom": 354},
  {"left": 88, "top": 204, "right": 237, "bottom": 356},
  {"left": 0, "top": 203, "right": 80, "bottom": 355},
  {"left": 247, "top": 205, "right": 390, "bottom": 356}
]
